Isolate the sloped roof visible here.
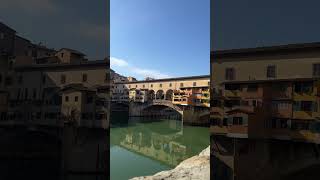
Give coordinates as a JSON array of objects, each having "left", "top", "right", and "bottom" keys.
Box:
[{"left": 60, "top": 48, "right": 86, "bottom": 56}]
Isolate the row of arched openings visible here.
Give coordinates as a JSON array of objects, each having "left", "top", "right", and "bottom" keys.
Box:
[{"left": 147, "top": 89, "right": 173, "bottom": 101}]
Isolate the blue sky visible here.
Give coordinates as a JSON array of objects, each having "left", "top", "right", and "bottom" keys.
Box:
[{"left": 110, "top": 0, "right": 210, "bottom": 80}]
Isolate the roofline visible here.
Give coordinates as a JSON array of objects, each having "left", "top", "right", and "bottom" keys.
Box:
[
  {"left": 221, "top": 77, "right": 320, "bottom": 84},
  {"left": 15, "top": 35, "right": 31, "bottom": 43},
  {"left": 59, "top": 48, "right": 86, "bottom": 56},
  {"left": 211, "top": 42, "right": 320, "bottom": 60},
  {"left": 14, "top": 60, "right": 109, "bottom": 71},
  {"left": 115, "top": 75, "right": 210, "bottom": 84},
  {"left": 0, "top": 22, "right": 16, "bottom": 33}
]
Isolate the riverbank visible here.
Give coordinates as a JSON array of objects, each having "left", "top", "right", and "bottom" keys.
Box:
[{"left": 130, "top": 146, "right": 210, "bottom": 180}]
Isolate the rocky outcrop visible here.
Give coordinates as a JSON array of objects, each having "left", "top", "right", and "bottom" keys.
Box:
[{"left": 130, "top": 146, "right": 210, "bottom": 180}]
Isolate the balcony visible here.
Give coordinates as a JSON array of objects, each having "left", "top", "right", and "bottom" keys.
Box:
[
  {"left": 227, "top": 125, "right": 248, "bottom": 138},
  {"left": 272, "top": 91, "right": 292, "bottom": 100},
  {"left": 272, "top": 107, "right": 292, "bottom": 119},
  {"left": 224, "top": 90, "right": 241, "bottom": 98},
  {"left": 210, "top": 125, "right": 228, "bottom": 135},
  {"left": 293, "top": 92, "right": 317, "bottom": 101},
  {"left": 293, "top": 111, "right": 314, "bottom": 120}
]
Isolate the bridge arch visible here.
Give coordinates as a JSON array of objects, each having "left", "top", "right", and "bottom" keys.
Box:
[
  {"left": 148, "top": 90, "right": 155, "bottom": 101},
  {"left": 156, "top": 90, "right": 164, "bottom": 100},
  {"left": 141, "top": 100, "right": 183, "bottom": 118},
  {"left": 165, "top": 89, "right": 173, "bottom": 101}
]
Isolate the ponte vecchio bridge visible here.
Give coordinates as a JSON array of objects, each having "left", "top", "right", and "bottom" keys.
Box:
[{"left": 111, "top": 75, "right": 210, "bottom": 125}]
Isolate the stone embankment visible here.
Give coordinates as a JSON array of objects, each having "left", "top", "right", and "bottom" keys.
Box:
[{"left": 130, "top": 146, "right": 210, "bottom": 180}]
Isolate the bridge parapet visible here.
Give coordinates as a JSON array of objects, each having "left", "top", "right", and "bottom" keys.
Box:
[{"left": 147, "top": 100, "right": 183, "bottom": 112}]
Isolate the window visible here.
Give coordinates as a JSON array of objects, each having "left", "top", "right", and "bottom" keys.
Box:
[
  {"left": 301, "top": 101, "right": 313, "bottom": 111},
  {"left": 224, "top": 100, "right": 240, "bottom": 108},
  {"left": 225, "top": 84, "right": 240, "bottom": 90},
  {"left": 225, "top": 68, "right": 235, "bottom": 80},
  {"left": 61, "top": 53, "right": 64, "bottom": 58},
  {"left": 223, "top": 118, "right": 228, "bottom": 126},
  {"left": 60, "top": 74, "right": 66, "bottom": 84},
  {"left": 0, "top": 74, "right": 2, "bottom": 84},
  {"left": 180, "top": 83, "right": 184, "bottom": 87},
  {"left": 233, "top": 117, "right": 243, "bottom": 125},
  {"left": 129, "top": 85, "right": 131, "bottom": 88},
  {"left": 136, "top": 85, "right": 138, "bottom": 88},
  {"left": 65, "top": 96, "right": 69, "bottom": 102},
  {"left": 75, "top": 96, "right": 79, "bottom": 102},
  {"left": 169, "top": 83, "right": 172, "bottom": 87},
  {"left": 294, "top": 101, "right": 314, "bottom": 111},
  {"left": 252, "top": 100, "right": 257, "bottom": 107},
  {"left": 193, "top": 82, "right": 196, "bottom": 86},
  {"left": 151, "top": 84, "right": 153, "bottom": 88},
  {"left": 82, "top": 74, "right": 87, "bottom": 82},
  {"left": 267, "top": 65, "right": 276, "bottom": 78},
  {"left": 143, "top": 84, "right": 145, "bottom": 88},
  {"left": 313, "top": 64, "right": 320, "bottom": 77},
  {"left": 294, "top": 82, "right": 313, "bottom": 94},
  {"left": 247, "top": 84, "right": 257, "bottom": 92},
  {"left": 159, "top": 84, "right": 162, "bottom": 88},
  {"left": 272, "top": 83, "right": 287, "bottom": 92}
]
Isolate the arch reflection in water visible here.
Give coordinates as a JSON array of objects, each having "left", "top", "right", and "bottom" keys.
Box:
[{"left": 110, "top": 117, "right": 209, "bottom": 180}]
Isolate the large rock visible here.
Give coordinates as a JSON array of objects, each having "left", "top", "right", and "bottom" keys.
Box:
[{"left": 130, "top": 146, "right": 210, "bottom": 180}]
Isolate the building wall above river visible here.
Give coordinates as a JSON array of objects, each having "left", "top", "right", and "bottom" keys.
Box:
[{"left": 211, "top": 42, "right": 320, "bottom": 144}]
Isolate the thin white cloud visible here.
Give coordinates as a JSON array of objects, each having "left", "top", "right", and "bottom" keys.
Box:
[
  {"left": 131, "top": 67, "right": 171, "bottom": 79},
  {"left": 0, "top": 0, "right": 57, "bottom": 14},
  {"left": 110, "top": 56, "right": 171, "bottom": 79},
  {"left": 110, "top": 57, "right": 129, "bottom": 67}
]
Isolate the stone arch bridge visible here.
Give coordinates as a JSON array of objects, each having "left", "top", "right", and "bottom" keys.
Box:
[
  {"left": 129, "top": 100, "right": 184, "bottom": 118},
  {"left": 128, "top": 100, "right": 210, "bottom": 126}
]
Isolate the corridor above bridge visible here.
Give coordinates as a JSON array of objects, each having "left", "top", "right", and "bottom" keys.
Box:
[{"left": 111, "top": 75, "right": 210, "bottom": 107}]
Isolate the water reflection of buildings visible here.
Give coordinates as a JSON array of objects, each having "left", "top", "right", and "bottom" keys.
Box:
[
  {"left": 111, "top": 119, "right": 195, "bottom": 167},
  {"left": 210, "top": 43, "right": 320, "bottom": 180},
  {"left": 120, "top": 131, "right": 187, "bottom": 167},
  {"left": 0, "top": 22, "right": 109, "bottom": 179}
]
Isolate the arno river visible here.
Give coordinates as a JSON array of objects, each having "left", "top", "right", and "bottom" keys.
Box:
[{"left": 110, "top": 116, "right": 209, "bottom": 180}]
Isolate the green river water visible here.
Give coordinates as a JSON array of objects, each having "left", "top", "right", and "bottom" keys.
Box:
[{"left": 110, "top": 117, "right": 209, "bottom": 180}]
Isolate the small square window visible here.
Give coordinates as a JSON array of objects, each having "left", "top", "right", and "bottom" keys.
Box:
[
  {"left": 61, "top": 74, "right": 66, "bottom": 84},
  {"left": 82, "top": 74, "right": 87, "bottom": 82},
  {"left": 193, "top": 82, "right": 196, "bottom": 86},
  {"left": 313, "top": 64, "right": 320, "bottom": 77},
  {"left": 75, "top": 96, "right": 78, "bottom": 102},
  {"left": 267, "top": 65, "right": 276, "bottom": 78},
  {"left": 65, "top": 96, "right": 69, "bottom": 102},
  {"left": 225, "top": 68, "right": 235, "bottom": 80}
]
